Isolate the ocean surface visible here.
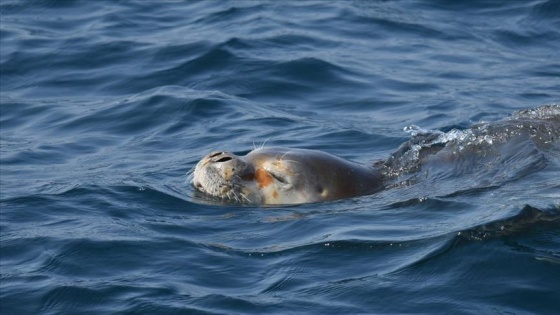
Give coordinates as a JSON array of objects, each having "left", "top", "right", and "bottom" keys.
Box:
[{"left": 1, "top": 1, "right": 560, "bottom": 314}]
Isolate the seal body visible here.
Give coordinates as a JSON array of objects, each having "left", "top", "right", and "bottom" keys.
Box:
[
  {"left": 192, "top": 147, "right": 383, "bottom": 205},
  {"left": 192, "top": 105, "right": 559, "bottom": 205}
]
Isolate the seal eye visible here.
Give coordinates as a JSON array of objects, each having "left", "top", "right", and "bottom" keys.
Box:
[{"left": 269, "top": 172, "right": 288, "bottom": 184}]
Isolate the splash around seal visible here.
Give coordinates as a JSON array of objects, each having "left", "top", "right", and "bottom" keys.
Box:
[{"left": 192, "top": 147, "right": 383, "bottom": 205}]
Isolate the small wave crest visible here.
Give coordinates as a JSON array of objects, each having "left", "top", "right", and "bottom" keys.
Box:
[{"left": 382, "top": 105, "right": 559, "bottom": 180}]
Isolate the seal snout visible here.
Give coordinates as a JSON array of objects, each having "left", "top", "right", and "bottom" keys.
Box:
[
  {"left": 193, "top": 151, "right": 256, "bottom": 201},
  {"left": 200, "top": 151, "right": 243, "bottom": 181}
]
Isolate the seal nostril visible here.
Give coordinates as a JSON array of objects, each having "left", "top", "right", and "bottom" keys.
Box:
[
  {"left": 209, "top": 152, "right": 224, "bottom": 158},
  {"left": 216, "top": 156, "right": 232, "bottom": 163}
]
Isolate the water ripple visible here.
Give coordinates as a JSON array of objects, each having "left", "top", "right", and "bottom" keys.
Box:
[{"left": 2, "top": 1, "right": 560, "bottom": 314}]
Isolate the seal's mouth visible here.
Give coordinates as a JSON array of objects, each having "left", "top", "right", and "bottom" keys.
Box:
[
  {"left": 193, "top": 180, "right": 204, "bottom": 191},
  {"left": 193, "top": 175, "right": 241, "bottom": 202}
]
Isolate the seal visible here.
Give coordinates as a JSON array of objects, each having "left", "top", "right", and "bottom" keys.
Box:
[
  {"left": 192, "top": 105, "right": 560, "bottom": 205},
  {"left": 192, "top": 147, "right": 383, "bottom": 204}
]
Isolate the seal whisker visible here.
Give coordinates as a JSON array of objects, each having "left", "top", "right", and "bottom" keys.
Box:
[
  {"left": 225, "top": 188, "right": 238, "bottom": 202},
  {"left": 231, "top": 191, "right": 241, "bottom": 203},
  {"left": 233, "top": 190, "right": 248, "bottom": 203},
  {"left": 186, "top": 167, "right": 196, "bottom": 177},
  {"left": 232, "top": 190, "right": 248, "bottom": 203},
  {"left": 228, "top": 192, "right": 237, "bottom": 203},
  {"left": 280, "top": 149, "right": 294, "bottom": 161},
  {"left": 240, "top": 193, "right": 251, "bottom": 203},
  {"left": 273, "top": 150, "right": 296, "bottom": 163},
  {"left": 224, "top": 190, "right": 234, "bottom": 202},
  {"left": 281, "top": 159, "right": 301, "bottom": 164},
  {"left": 260, "top": 138, "right": 270, "bottom": 149}
]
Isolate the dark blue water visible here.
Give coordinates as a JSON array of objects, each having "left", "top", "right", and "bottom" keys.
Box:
[{"left": 2, "top": 1, "right": 560, "bottom": 314}]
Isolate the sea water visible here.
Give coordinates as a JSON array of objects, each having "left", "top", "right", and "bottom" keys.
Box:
[{"left": 1, "top": 1, "right": 560, "bottom": 314}]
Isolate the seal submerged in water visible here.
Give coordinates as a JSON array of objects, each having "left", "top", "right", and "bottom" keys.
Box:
[
  {"left": 192, "top": 105, "right": 560, "bottom": 205},
  {"left": 193, "top": 147, "right": 383, "bottom": 204}
]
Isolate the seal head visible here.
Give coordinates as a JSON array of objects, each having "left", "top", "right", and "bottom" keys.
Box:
[{"left": 192, "top": 147, "right": 383, "bottom": 205}]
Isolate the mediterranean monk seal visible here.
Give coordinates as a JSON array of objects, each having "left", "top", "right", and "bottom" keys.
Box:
[{"left": 192, "top": 105, "right": 560, "bottom": 205}]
